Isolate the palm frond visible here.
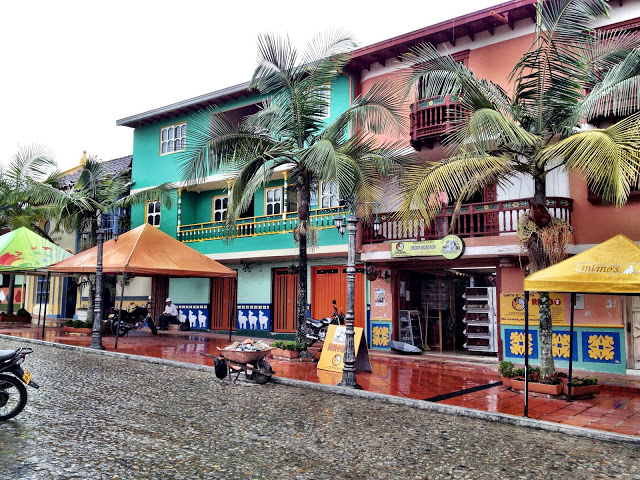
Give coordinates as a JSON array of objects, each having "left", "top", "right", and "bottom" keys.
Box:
[
  {"left": 395, "top": 154, "right": 517, "bottom": 222},
  {"left": 539, "top": 112, "right": 640, "bottom": 206}
]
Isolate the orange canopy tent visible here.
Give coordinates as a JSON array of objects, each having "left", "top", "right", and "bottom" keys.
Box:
[{"left": 47, "top": 223, "right": 236, "bottom": 278}]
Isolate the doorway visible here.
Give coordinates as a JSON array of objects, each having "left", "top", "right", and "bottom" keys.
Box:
[{"left": 396, "top": 268, "right": 497, "bottom": 355}]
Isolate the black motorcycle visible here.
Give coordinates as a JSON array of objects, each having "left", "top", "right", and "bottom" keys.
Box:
[
  {"left": 0, "top": 347, "right": 39, "bottom": 420},
  {"left": 306, "top": 300, "right": 345, "bottom": 346},
  {"left": 109, "top": 305, "right": 157, "bottom": 337}
]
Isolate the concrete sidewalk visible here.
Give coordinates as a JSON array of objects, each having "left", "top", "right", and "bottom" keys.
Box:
[{"left": 2, "top": 324, "right": 639, "bottom": 439}]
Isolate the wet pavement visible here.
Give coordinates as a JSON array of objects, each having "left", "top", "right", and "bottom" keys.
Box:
[
  {"left": 1, "top": 334, "right": 639, "bottom": 479},
  {"left": 2, "top": 324, "right": 640, "bottom": 440}
]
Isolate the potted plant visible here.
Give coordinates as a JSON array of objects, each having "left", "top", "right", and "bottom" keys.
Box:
[
  {"left": 498, "top": 361, "right": 515, "bottom": 387},
  {"left": 271, "top": 340, "right": 299, "bottom": 359},
  {"left": 0, "top": 308, "right": 32, "bottom": 324},
  {"left": 63, "top": 319, "right": 94, "bottom": 334},
  {"left": 511, "top": 368, "right": 563, "bottom": 396},
  {"left": 563, "top": 377, "right": 601, "bottom": 398}
]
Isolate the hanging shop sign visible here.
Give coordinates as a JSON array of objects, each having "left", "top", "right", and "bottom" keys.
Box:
[
  {"left": 500, "top": 292, "right": 566, "bottom": 325},
  {"left": 317, "top": 325, "right": 372, "bottom": 373},
  {"left": 390, "top": 235, "right": 464, "bottom": 260}
]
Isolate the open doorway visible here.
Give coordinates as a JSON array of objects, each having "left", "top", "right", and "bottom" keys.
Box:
[{"left": 396, "top": 267, "right": 497, "bottom": 355}]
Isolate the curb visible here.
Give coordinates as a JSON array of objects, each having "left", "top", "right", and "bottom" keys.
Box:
[{"left": 2, "top": 334, "right": 639, "bottom": 446}]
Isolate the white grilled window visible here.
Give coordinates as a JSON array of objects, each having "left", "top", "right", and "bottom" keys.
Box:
[
  {"left": 265, "top": 187, "right": 283, "bottom": 215},
  {"left": 320, "top": 180, "right": 339, "bottom": 208},
  {"left": 146, "top": 201, "right": 161, "bottom": 226},
  {"left": 212, "top": 196, "right": 228, "bottom": 222},
  {"left": 160, "top": 123, "right": 186, "bottom": 155}
]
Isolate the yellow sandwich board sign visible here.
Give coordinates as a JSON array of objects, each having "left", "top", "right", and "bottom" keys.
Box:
[{"left": 317, "top": 325, "right": 372, "bottom": 373}]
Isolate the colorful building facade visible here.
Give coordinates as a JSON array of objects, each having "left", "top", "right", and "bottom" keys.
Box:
[{"left": 117, "top": 0, "right": 640, "bottom": 374}]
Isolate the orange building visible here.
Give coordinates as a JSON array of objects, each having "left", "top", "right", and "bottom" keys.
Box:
[{"left": 349, "top": 0, "right": 640, "bottom": 374}]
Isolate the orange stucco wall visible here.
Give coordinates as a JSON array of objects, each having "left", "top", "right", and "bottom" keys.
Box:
[
  {"left": 466, "top": 33, "right": 534, "bottom": 95},
  {"left": 570, "top": 172, "right": 640, "bottom": 244}
]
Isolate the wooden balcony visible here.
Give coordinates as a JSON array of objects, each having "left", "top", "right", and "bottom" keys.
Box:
[
  {"left": 179, "top": 206, "right": 348, "bottom": 243},
  {"left": 362, "top": 197, "right": 573, "bottom": 244},
  {"left": 410, "top": 94, "right": 467, "bottom": 150}
]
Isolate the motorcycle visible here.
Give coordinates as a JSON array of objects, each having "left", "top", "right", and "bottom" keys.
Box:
[
  {"left": 0, "top": 347, "right": 39, "bottom": 420},
  {"left": 109, "top": 304, "right": 157, "bottom": 337},
  {"left": 306, "top": 300, "right": 345, "bottom": 346}
]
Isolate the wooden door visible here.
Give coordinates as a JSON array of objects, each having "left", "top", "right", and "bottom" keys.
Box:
[
  {"left": 273, "top": 269, "right": 298, "bottom": 332},
  {"left": 150, "top": 276, "right": 169, "bottom": 323},
  {"left": 311, "top": 266, "right": 365, "bottom": 329},
  {"left": 210, "top": 277, "right": 237, "bottom": 331}
]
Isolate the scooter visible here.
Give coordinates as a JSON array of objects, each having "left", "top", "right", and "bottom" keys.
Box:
[
  {"left": 0, "top": 347, "right": 39, "bottom": 420},
  {"left": 306, "top": 300, "right": 345, "bottom": 346},
  {"left": 109, "top": 304, "right": 157, "bottom": 337}
]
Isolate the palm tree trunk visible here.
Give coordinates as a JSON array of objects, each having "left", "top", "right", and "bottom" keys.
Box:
[
  {"left": 6, "top": 274, "right": 15, "bottom": 315},
  {"left": 532, "top": 170, "right": 555, "bottom": 376},
  {"left": 296, "top": 174, "right": 310, "bottom": 347}
]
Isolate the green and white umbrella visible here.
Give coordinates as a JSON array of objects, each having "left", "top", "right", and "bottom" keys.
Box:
[{"left": 0, "top": 227, "right": 71, "bottom": 273}]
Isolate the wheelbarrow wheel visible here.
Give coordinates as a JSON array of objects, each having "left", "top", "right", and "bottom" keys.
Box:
[{"left": 251, "top": 359, "right": 273, "bottom": 384}]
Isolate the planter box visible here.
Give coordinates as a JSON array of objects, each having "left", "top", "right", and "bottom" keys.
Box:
[
  {"left": 0, "top": 316, "right": 31, "bottom": 324},
  {"left": 511, "top": 379, "right": 563, "bottom": 396},
  {"left": 63, "top": 326, "right": 92, "bottom": 335},
  {"left": 501, "top": 376, "right": 512, "bottom": 388},
  {"left": 563, "top": 383, "right": 601, "bottom": 397},
  {"left": 271, "top": 348, "right": 299, "bottom": 359}
]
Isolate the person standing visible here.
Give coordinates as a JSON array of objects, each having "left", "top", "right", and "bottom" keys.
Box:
[{"left": 159, "top": 298, "right": 178, "bottom": 330}]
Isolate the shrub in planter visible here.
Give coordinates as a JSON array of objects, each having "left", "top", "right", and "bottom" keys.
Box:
[
  {"left": 16, "top": 308, "right": 31, "bottom": 318},
  {"left": 563, "top": 377, "right": 601, "bottom": 397},
  {"left": 271, "top": 340, "right": 299, "bottom": 358},
  {"left": 511, "top": 370, "right": 563, "bottom": 396},
  {"left": 498, "top": 361, "right": 515, "bottom": 387}
]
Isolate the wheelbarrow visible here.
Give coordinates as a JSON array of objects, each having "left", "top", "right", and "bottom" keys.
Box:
[{"left": 201, "top": 348, "right": 275, "bottom": 384}]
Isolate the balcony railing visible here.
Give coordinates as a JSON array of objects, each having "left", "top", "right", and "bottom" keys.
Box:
[
  {"left": 362, "top": 197, "right": 573, "bottom": 244},
  {"left": 410, "top": 94, "right": 467, "bottom": 150},
  {"left": 179, "top": 206, "right": 348, "bottom": 243}
]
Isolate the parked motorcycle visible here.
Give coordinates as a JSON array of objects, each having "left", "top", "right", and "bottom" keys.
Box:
[
  {"left": 0, "top": 347, "right": 39, "bottom": 420},
  {"left": 109, "top": 304, "right": 157, "bottom": 337},
  {"left": 306, "top": 300, "right": 345, "bottom": 346}
]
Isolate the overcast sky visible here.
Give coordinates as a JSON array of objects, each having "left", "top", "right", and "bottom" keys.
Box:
[{"left": 1, "top": 0, "right": 498, "bottom": 172}]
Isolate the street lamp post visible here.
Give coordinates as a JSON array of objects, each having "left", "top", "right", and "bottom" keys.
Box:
[
  {"left": 334, "top": 204, "right": 381, "bottom": 389},
  {"left": 90, "top": 212, "right": 105, "bottom": 350}
]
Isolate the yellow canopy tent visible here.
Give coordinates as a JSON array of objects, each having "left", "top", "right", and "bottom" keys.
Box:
[{"left": 520, "top": 234, "right": 640, "bottom": 414}]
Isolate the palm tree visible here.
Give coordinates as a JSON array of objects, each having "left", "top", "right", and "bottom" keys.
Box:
[
  {"left": 0, "top": 145, "right": 59, "bottom": 314},
  {"left": 37, "top": 155, "right": 174, "bottom": 330},
  {"left": 179, "top": 31, "right": 411, "bottom": 346},
  {"left": 398, "top": 0, "right": 640, "bottom": 374}
]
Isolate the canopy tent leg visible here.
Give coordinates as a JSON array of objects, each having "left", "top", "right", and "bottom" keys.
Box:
[
  {"left": 114, "top": 272, "right": 127, "bottom": 350},
  {"left": 36, "top": 275, "right": 43, "bottom": 327},
  {"left": 568, "top": 292, "right": 575, "bottom": 402},
  {"left": 41, "top": 272, "right": 51, "bottom": 338},
  {"left": 524, "top": 291, "right": 529, "bottom": 418}
]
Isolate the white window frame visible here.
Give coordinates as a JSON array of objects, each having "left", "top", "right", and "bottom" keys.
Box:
[
  {"left": 318, "top": 84, "right": 331, "bottom": 119},
  {"left": 160, "top": 122, "right": 186, "bottom": 156},
  {"left": 265, "top": 187, "right": 283, "bottom": 216},
  {"left": 146, "top": 200, "right": 161, "bottom": 227},
  {"left": 319, "top": 180, "right": 339, "bottom": 208},
  {"left": 212, "top": 195, "right": 228, "bottom": 222}
]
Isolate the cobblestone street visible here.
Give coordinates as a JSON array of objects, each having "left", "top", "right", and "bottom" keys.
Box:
[{"left": 1, "top": 337, "right": 639, "bottom": 480}]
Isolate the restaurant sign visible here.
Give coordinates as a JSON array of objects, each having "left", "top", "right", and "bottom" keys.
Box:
[{"left": 391, "top": 235, "right": 464, "bottom": 260}]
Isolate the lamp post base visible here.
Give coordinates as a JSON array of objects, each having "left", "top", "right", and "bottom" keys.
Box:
[
  {"left": 337, "top": 381, "right": 363, "bottom": 390},
  {"left": 89, "top": 333, "right": 105, "bottom": 350}
]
